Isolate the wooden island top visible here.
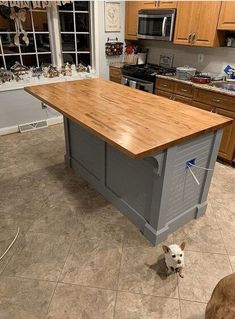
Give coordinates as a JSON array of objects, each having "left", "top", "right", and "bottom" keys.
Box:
[{"left": 25, "top": 78, "right": 232, "bottom": 159}]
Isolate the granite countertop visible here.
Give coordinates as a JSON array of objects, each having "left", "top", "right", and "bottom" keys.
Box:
[
  {"left": 25, "top": 78, "right": 232, "bottom": 159},
  {"left": 156, "top": 75, "right": 235, "bottom": 97}
]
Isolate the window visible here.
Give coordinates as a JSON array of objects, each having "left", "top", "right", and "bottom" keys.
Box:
[
  {"left": 0, "top": 7, "right": 52, "bottom": 69},
  {"left": 0, "top": 1, "right": 92, "bottom": 70},
  {"left": 58, "top": 1, "right": 91, "bottom": 66}
]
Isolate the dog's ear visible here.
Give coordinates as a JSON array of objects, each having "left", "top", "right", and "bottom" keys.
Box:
[
  {"left": 180, "top": 241, "right": 186, "bottom": 250},
  {"left": 162, "top": 245, "right": 170, "bottom": 253}
]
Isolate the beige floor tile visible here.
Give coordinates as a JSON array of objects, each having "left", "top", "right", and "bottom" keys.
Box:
[
  {"left": 218, "top": 219, "right": 235, "bottom": 255},
  {"left": 3, "top": 232, "right": 71, "bottom": 281},
  {"left": 45, "top": 283, "right": 116, "bottom": 319},
  {"left": 178, "top": 251, "right": 232, "bottom": 303},
  {"left": 229, "top": 255, "right": 235, "bottom": 271},
  {"left": 60, "top": 234, "right": 122, "bottom": 290},
  {"left": 118, "top": 246, "right": 179, "bottom": 298},
  {"left": 172, "top": 205, "right": 226, "bottom": 254},
  {"left": 28, "top": 204, "right": 82, "bottom": 237},
  {"left": 0, "top": 218, "right": 28, "bottom": 274},
  {"left": 180, "top": 300, "right": 207, "bottom": 319},
  {"left": 0, "top": 276, "right": 55, "bottom": 319},
  {"left": 72, "top": 203, "right": 127, "bottom": 243},
  {"left": 114, "top": 291, "right": 180, "bottom": 319}
]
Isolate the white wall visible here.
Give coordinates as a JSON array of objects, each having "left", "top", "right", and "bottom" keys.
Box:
[
  {"left": 0, "top": 1, "right": 126, "bottom": 131},
  {"left": 94, "top": 0, "right": 125, "bottom": 80},
  {"left": 142, "top": 40, "right": 235, "bottom": 76}
]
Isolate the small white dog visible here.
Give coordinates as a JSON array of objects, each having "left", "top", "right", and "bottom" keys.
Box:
[{"left": 162, "top": 242, "right": 186, "bottom": 278}]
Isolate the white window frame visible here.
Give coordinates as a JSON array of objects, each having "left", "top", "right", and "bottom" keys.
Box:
[
  {"left": 0, "top": 1, "right": 94, "bottom": 69},
  {"left": 0, "top": 8, "right": 52, "bottom": 68}
]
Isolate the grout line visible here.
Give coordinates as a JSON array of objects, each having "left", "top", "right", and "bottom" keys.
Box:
[
  {"left": 43, "top": 280, "right": 58, "bottom": 319},
  {"left": 177, "top": 275, "right": 183, "bottom": 319},
  {"left": 112, "top": 230, "right": 125, "bottom": 319},
  {"left": 1, "top": 274, "right": 58, "bottom": 284},
  {"left": 211, "top": 200, "right": 234, "bottom": 272},
  {"left": 179, "top": 298, "right": 207, "bottom": 305},
  {"left": 43, "top": 226, "right": 77, "bottom": 319}
]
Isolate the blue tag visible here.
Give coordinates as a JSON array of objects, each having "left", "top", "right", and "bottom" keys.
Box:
[{"left": 224, "top": 65, "right": 233, "bottom": 73}]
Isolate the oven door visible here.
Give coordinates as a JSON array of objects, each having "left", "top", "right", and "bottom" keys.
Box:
[
  {"left": 122, "top": 76, "right": 154, "bottom": 94},
  {"left": 138, "top": 10, "right": 175, "bottom": 41}
]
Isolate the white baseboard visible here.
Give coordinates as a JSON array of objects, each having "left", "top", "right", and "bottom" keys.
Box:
[
  {"left": 47, "top": 115, "right": 63, "bottom": 126},
  {"left": 0, "top": 116, "right": 63, "bottom": 136}
]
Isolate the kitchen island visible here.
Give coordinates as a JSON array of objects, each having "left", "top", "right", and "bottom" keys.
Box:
[{"left": 25, "top": 78, "right": 232, "bottom": 245}]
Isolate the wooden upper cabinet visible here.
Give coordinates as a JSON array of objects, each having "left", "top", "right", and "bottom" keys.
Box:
[
  {"left": 158, "top": 1, "right": 177, "bottom": 8},
  {"left": 125, "top": 1, "right": 142, "bottom": 40},
  {"left": 139, "top": 1, "right": 177, "bottom": 8},
  {"left": 141, "top": 1, "right": 156, "bottom": 9},
  {"left": 173, "top": 1, "right": 196, "bottom": 45},
  {"left": 218, "top": 1, "right": 235, "bottom": 30},
  {"left": 174, "top": 1, "right": 222, "bottom": 47}
]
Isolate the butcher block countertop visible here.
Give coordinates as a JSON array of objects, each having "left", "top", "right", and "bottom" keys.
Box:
[{"left": 25, "top": 78, "right": 232, "bottom": 159}]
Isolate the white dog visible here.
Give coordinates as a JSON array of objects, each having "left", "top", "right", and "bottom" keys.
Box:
[{"left": 162, "top": 242, "right": 186, "bottom": 278}]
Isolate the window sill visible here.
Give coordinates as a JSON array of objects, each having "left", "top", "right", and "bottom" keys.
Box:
[{"left": 0, "top": 72, "right": 98, "bottom": 92}]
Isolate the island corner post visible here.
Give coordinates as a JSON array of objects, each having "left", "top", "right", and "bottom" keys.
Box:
[{"left": 25, "top": 78, "right": 232, "bottom": 245}]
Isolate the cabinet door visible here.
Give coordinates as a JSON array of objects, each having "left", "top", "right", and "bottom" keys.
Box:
[
  {"left": 174, "top": 1, "right": 221, "bottom": 47},
  {"left": 194, "top": 1, "right": 222, "bottom": 47},
  {"left": 218, "top": 1, "right": 235, "bottom": 30},
  {"left": 125, "top": 1, "right": 142, "bottom": 40},
  {"left": 158, "top": 1, "right": 177, "bottom": 8},
  {"left": 140, "top": 1, "right": 156, "bottom": 9},
  {"left": 216, "top": 108, "right": 235, "bottom": 161},
  {"left": 174, "top": 94, "right": 192, "bottom": 105},
  {"left": 173, "top": 1, "right": 197, "bottom": 45},
  {"left": 192, "top": 101, "right": 214, "bottom": 112},
  {"left": 155, "top": 89, "right": 172, "bottom": 99},
  {"left": 155, "top": 78, "right": 175, "bottom": 92}
]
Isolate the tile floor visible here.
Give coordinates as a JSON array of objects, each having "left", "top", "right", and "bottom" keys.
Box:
[{"left": 0, "top": 124, "right": 234, "bottom": 319}]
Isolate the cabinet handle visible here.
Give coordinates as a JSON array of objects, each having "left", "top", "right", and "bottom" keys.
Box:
[
  {"left": 162, "top": 84, "right": 168, "bottom": 87},
  {"left": 212, "top": 98, "right": 221, "bottom": 103},
  {"left": 191, "top": 32, "right": 196, "bottom": 44},
  {"left": 188, "top": 32, "right": 193, "bottom": 43},
  {"left": 181, "top": 88, "right": 188, "bottom": 92}
]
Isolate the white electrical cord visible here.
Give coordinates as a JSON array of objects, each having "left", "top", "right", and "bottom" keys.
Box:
[
  {"left": 188, "top": 166, "right": 200, "bottom": 185},
  {"left": 0, "top": 227, "right": 20, "bottom": 261},
  {"left": 189, "top": 163, "right": 214, "bottom": 171}
]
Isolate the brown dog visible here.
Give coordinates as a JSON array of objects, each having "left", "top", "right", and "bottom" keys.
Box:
[{"left": 205, "top": 273, "right": 235, "bottom": 319}]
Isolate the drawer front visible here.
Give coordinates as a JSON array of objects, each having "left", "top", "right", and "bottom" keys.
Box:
[
  {"left": 110, "top": 76, "right": 121, "bottom": 84},
  {"left": 174, "top": 94, "right": 193, "bottom": 105},
  {"left": 109, "top": 67, "right": 122, "bottom": 79},
  {"left": 155, "top": 89, "right": 172, "bottom": 99},
  {"left": 155, "top": 78, "right": 175, "bottom": 93},
  {"left": 192, "top": 101, "right": 215, "bottom": 112},
  {"left": 174, "top": 82, "right": 193, "bottom": 98},
  {"left": 193, "top": 88, "right": 235, "bottom": 112}
]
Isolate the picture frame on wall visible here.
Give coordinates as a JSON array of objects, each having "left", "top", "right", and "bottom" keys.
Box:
[{"left": 104, "top": 1, "right": 120, "bottom": 33}]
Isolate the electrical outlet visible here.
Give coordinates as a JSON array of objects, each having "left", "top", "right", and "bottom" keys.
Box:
[
  {"left": 186, "top": 158, "right": 196, "bottom": 168},
  {"left": 198, "top": 54, "right": 204, "bottom": 64}
]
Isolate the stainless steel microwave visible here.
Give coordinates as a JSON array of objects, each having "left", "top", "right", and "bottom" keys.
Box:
[{"left": 137, "top": 9, "right": 176, "bottom": 41}]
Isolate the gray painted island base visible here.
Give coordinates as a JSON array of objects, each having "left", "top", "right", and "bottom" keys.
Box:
[{"left": 64, "top": 117, "right": 223, "bottom": 245}]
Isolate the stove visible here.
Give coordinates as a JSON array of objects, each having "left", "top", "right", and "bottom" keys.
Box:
[{"left": 121, "top": 63, "right": 176, "bottom": 93}]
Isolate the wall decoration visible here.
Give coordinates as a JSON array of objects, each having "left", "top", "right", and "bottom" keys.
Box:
[
  {"left": 105, "top": 37, "right": 123, "bottom": 56},
  {"left": 104, "top": 1, "right": 120, "bottom": 33}
]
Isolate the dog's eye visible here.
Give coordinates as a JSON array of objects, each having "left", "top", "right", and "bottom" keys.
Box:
[
  {"left": 180, "top": 254, "right": 183, "bottom": 257},
  {"left": 172, "top": 255, "right": 176, "bottom": 258}
]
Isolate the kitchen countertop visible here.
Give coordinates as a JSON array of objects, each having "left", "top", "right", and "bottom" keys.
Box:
[
  {"left": 25, "top": 78, "right": 232, "bottom": 159},
  {"left": 156, "top": 74, "right": 235, "bottom": 97}
]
